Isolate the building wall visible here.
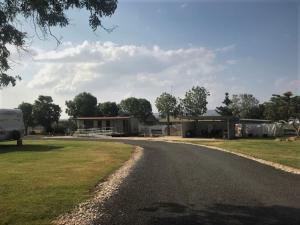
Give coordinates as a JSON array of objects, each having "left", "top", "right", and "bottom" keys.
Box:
[
  {"left": 111, "top": 120, "right": 126, "bottom": 133},
  {"left": 77, "top": 120, "right": 85, "bottom": 129},
  {"left": 182, "top": 122, "right": 195, "bottom": 137},
  {"left": 138, "top": 123, "right": 182, "bottom": 136},
  {"left": 168, "top": 123, "right": 182, "bottom": 136},
  {"left": 129, "top": 118, "right": 139, "bottom": 135},
  {"left": 139, "top": 124, "right": 164, "bottom": 136}
]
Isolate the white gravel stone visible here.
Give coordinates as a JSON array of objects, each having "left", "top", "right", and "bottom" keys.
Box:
[{"left": 52, "top": 146, "right": 143, "bottom": 225}]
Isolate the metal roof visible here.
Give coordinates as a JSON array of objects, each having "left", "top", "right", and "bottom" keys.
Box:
[
  {"left": 239, "top": 118, "right": 271, "bottom": 123},
  {"left": 181, "top": 115, "right": 238, "bottom": 121},
  {"left": 76, "top": 116, "right": 131, "bottom": 120}
]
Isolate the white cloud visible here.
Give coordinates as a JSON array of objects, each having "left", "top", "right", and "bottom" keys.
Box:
[
  {"left": 1, "top": 41, "right": 237, "bottom": 118},
  {"left": 180, "top": 3, "right": 188, "bottom": 8},
  {"left": 226, "top": 59, "right": 238, "bottom": 65},
  {"left": 216, "top": 44, "right": 236, "bottom": 53}
]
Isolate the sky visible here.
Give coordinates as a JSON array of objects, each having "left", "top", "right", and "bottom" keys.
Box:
[{"left": 0, "top": 0, "right": 299, "bottom": 118}]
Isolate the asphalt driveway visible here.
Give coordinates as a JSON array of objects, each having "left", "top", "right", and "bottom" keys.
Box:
[{"left": 93, "top": 140, "right": 300, "bottom": 225}]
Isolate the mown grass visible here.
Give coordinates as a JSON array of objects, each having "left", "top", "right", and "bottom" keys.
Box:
[
  {"left": 0, "top": 140, "right": 133, "bottom": 225},
  {"left": 177, "top": 139, "right": 300, "bottom": 169}
]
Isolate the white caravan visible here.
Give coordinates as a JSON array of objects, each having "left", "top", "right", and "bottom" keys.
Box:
[{"left": 0, "top": 109, "right": 25, "bottom": 145}]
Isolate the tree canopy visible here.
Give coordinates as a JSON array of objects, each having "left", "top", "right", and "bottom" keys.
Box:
[
  {"left": 65, "top": 92, "right": 97, "bottom": 118},
  {"left": 155, "top": 92, "right": 178, "bottom": 135},
  {"left": 0, "top": 0, "right": 118, "bottom": 87},
  {"left": 230, "top": 94, "right": 260, "bottom": 118},
  {"left": 155, "top": 92, "right": 178, "bottom": 118},
  {"left": 97, "top": 101, "right": 119, "bottom": 117},
  {"left": 119, "top": 97, "right": 152, "bottom": 121},
  {"left": 216, "top": 92, "right": 233, "bottom": 116},
  {"left": 32, "top": 95, "right": 61, "bottom": 132},
  {"left": 180, "top": 86, "right": 210, "bottom": 117},
  {"left": 264, "top": 92, "right": 300, "bottom": 121}
]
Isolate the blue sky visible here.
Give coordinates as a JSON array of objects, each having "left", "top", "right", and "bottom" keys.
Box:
[{"left": 0, "top": 0, "right": 299, "bottom": 117}]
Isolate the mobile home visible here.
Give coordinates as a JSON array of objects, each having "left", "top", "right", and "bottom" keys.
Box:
[{"left": 0, "top": 109, "right": 25, "bottom": 145}]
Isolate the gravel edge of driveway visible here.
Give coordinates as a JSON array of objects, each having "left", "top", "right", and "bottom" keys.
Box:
[{"left": 52, "top": 146, "right": 144, "bottom": 225}]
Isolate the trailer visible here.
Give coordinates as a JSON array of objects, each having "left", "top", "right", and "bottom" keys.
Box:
[{"left": 0, "top": 109, "right": 25, "bottom": 146}]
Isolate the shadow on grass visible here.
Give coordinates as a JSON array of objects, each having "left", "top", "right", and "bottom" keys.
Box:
[
  {"left": 0, "top": 144, "right": 63, "bottom": 154},
  {"left": 140, "top": 202, "right": 300, "bottom": 225}
]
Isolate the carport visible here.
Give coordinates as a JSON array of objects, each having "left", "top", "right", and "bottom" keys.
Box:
[{"left": 181, "top": 116, "right": 239, "bottom": 139}]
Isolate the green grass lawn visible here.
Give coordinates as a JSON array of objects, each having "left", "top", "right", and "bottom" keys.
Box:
[
  {"left": 0, "top": 140, "right": 133, "bottom": 225},
  {"left": 177, "top": 139, "right": 300, "bottom": 169}
]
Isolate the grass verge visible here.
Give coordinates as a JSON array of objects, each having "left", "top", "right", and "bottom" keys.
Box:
[
  {"left": 0, "top": 140, "right": 133, "bottom": 225},
  {"left": 176, "top": 139, "right": 300, "bottom": 169}
]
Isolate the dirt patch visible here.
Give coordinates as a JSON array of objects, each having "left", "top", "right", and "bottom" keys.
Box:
[{"left": 53, "top": 146, "right": 143, "bottom": 225}]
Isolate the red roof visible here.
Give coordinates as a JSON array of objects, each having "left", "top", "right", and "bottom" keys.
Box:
[{"left": 76, "top": 116, "right": 131, "bottom": 120}]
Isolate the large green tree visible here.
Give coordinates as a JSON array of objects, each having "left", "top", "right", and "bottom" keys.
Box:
[
  {"left": 246, "top": 104, "right": 265, "bottom": 119},
  {"left": 119, "top": 97, "right": 152, "bottom": 121},
  {"left": 97, "top": 101, "right": 119, "bottom": 116},
  {"left": 264, "top": 92, "right": 300, "bottom": 121},
  {"left": 230, "top": 94, "right": 260, "bottom": 118},
  {"left": 32, "top": 95, "right": 61, "bottom": 132},
  {"left": 155, "top": 92, "right": 177, "bottom": 135},
  {"left": 18, "top": 102, "right": 33, "bottom": 135},
  {"left": 180, "top": 86, "right": 210, "bottom": 117},
  {"left": 216, "top": 92, "right": 233, "bottom": 116},
  {"left": 0, "top": 0, "right": 118, "bottom": 87},
  {"left": 65, "top": 92, "right": 98, "bottom": 118}
]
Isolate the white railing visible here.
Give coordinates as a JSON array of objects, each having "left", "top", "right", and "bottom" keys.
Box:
[{"left": 74, "top": 127, "right": 114, "bottom": 137}]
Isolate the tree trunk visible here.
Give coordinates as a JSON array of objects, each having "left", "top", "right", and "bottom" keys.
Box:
[
  {"left": 167, "top": 113, "right": 170, "bottom": 136},
  {"left": 195, "top": 119, "right": 198, "bottom": 137}
]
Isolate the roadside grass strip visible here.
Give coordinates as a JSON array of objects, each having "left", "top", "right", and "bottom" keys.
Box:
[{"left": 175, "top": 139, "right": 300, "bottom": 171}]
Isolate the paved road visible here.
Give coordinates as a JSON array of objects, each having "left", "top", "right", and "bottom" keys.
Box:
[{"left": 95, "top": 140, "right": 300, "bottom": 225}]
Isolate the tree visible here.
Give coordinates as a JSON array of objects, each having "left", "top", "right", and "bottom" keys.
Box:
[
  {"left": 65, "top": 92, "right": 97, "bottom": 118},
  {"left": 18, "top": 102, "right": 33, "bottom": 135},
  {"left": 155, "top": 92, "right": 178, "bottom": 135},
  {"left": 137, "top": 98, "right": 153, "bottom": 121},
  {"left": 230, "top": 94, "right": 259, "bottom": 118},
  {"left": 264, "top": 92, "right": 300, "bottom": 121},
  {"left": 32, "top": 95, "right": 61, "bottom": 132},
  {"left": 0, "top": 0, "right": 118, "bottom": 87},
  {"left": 180, "top": 86, "right": 210, "bottom": 116},
  {"left": 216, "top": 92, "right": 233, "bottom": 116},
  {"left": 246, "top": 104, "right": 265, "bottom": 119},
  {"left": 119, "top": 97, "right": 152, "bottom": 121},
  {"left": 97, "top": 101, "right": 119, "bottom": 117}
]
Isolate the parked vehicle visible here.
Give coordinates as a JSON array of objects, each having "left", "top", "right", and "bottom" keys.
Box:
[{"left": 0, "top": 109, "right": 25, "bottom": 145}]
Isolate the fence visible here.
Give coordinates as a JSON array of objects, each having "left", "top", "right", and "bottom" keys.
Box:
[{"left": 74, "top": 127, "right": 114, "bottom": 137}]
